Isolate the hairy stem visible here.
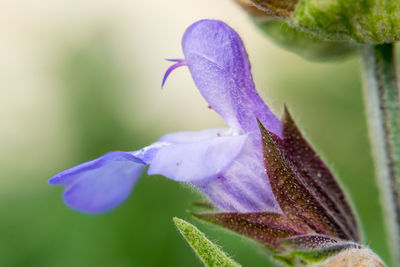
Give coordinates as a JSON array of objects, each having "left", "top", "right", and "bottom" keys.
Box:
[{"left": 362, "top": 43, "right": 400, "bottom": 267}]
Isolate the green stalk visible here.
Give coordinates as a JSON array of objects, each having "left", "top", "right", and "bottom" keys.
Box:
[{"left": 362, "top": 43, "right": 400, "bottom": 267}]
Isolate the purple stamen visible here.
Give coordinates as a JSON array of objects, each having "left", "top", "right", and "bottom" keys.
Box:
[{"left": 162, "top": 59, "right": 187, "bottom": 88}]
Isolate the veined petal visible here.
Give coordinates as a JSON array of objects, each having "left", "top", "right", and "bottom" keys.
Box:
[
  {"left": 195, "top": 136, "right": 281, "bottom": 212},
  {"left": 159, "top": 128, "right": 228, "bottom": 143},
  {"left": 49, "top": 151, "right": 145, "bottom": 214},
  {"left": 136, "top": 130, "right": 279, "bottom": 212},
  {"left": 182, "top": 19, "right": 281, "bottom": 136},
  {"left": 134, "top": 130, "right": 278, "bottom": 212},
  {"left": 131, "top": 141, "right": 170, "bottom": 164},
  {"left": 131, "top": 129, "right": 229, "bottom": 165},
  {"left": 148, "top": 134, "right": 248, "bottom": 182}
]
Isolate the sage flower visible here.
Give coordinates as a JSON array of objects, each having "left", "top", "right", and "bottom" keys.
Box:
[
  {"left": 49, "top": 19, "right": 282, "bottom": 214},
  {"left": 48, "top": 19, "right": 377, "bottom": 265}
]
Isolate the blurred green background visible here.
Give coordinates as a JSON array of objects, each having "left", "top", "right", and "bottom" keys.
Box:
[{"left": 0, "top": 0, "right": 388, "bottom": 266}]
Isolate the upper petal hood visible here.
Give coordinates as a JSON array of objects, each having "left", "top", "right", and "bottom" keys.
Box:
[{"left": 182, "top": 19, "right": 281, "bottom": 136}]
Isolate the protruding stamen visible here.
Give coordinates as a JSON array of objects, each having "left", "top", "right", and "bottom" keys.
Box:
[{"left": 162, "top": 59, "right": 187, "bottom": 88}]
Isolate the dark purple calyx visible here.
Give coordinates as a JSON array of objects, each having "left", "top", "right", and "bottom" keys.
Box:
[
  {"left": 192, "top": 107, "right": 361, "bottom": 252},
  {"left": 280, "top": 107, "right": 360, "bottom": 242},
  {"left": 193, "top": 212, "right": 309, "bottom": 248},
  {"left": 259, "top": 119, "right": 350, "bottom": 240}
]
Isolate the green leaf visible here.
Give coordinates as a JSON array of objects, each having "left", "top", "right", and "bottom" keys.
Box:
[
  {"left": 242, "top": 0, "right": 400, "bottom": 44},
  {"left": 172, "top": 217, "right": 241, "bottom": 267},
  {"left": 254, "top": 19, "right": 356, "bottom": 61},
  {"left": 292, "top": 0, "right": 400, "bottom": 44},
  {"left": 234, "top": 0, "right": 356, "bottom": 61}
]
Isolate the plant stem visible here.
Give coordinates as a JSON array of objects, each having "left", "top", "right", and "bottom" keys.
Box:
[{"left": 362, "top": 43, "right": 400, "bottom": 267}]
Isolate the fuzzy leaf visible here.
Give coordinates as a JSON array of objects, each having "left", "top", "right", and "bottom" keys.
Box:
[
  {"left": 173, "top": 217, "right": 241, "bottom": 267},
  {"left": 254, "top": 19, "right": 356, "bottom": 61},
  {"left": 192, "top": 212, "right": 308, "bottom": 248},
  {"left": 292, "top": 0, "right": 400, "bottom": 44},
  {"left": 281, "top": 107, "right": 360, "bottom": 241},
  {"left": 245, "top": 0, "right": 400, "bottom": 44},
  {"left": 234, "top": 1, "right": 356, "bottom": 61},
  {"left": 258, "top": 120, "right": 347, "bottom": 239}
]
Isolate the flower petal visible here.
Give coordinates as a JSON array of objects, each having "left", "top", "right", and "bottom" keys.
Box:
[
  {"left": 49, "top": 151, "right": 145, "bottom": 214},
  {"left": 195, "top": 136, "right": 281, "bottom": 212},
  {"left": 159, "top": 128, "right": 228, "bottom": 143},
  {"left": 147, "top": 134, "right": 248, "bottom": 182},
  {"left": 130, "top": 141, "right": 170, "bottom": 164},
  {"left": 182, "top": 19, "right": 281, "bottom": 136}
]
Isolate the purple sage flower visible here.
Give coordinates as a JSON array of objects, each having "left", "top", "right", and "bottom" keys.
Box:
[{"left": 49, "top": 19, "right": 282, "bottom": 214}]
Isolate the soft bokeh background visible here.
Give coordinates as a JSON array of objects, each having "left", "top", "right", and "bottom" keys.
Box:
[{"left": 0, "top": 1, "right": 388, "bottom": 266}]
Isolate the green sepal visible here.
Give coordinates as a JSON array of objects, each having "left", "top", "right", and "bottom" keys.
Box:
[
  {"left": 279, "top": 234, "right": 342, "bottom": 250},
  {"left": 258, "top": 120, "right": 348, "bottom": 240},
  {"left": 191, "top": 200, "right": 215, "bottom": 211},
  {"left": 281, "top": 107, "right": 361, "bottom": 242},
  {"left": 172, "top": 217, "right": 241, "bottom": 267},
  {"left": 277, "top": 235, "right": 361, "bottom": 266},
  {"left": 254, "top": 18, "right": 357, "bottom": 61},
  {"left": 191, "top": 211, "right": 308, "bottom": 248},
  {"left": 290, "top": 244, "right": 356, "bottom": 263},
  {"left": 282, "top": 243, "right": 360, "bottom": 265}
]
